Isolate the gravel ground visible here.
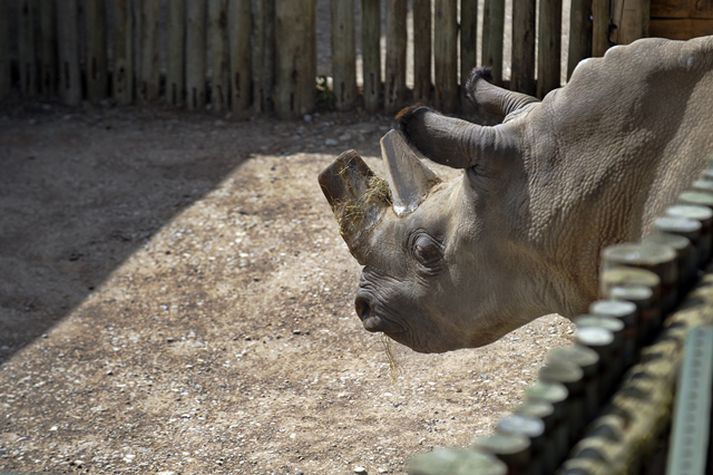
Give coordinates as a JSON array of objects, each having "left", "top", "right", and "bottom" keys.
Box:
[{"left": 0, "top": 103, "right": 574, "bottom": 474}]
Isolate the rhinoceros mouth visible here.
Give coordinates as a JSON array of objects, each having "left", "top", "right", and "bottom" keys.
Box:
[{"left": 355, "top": 292, "right": 406, "bottom": 335}]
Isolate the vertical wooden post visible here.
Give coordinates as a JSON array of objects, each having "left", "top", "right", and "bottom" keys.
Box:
[
  {"left": 38, "top": 0, "right": 56, "bottom": 96},
  {"left": 275, "top": 0, "right": 315, "bottom": 118},
  {"left": 85, "top": 0, "right": 107, "bottom": 103},
  {"left": 384, "top": 0, "right": 406, "bottom": 113},
  {"left": 460, "top": 0, "right": 477, "bottom": 103},
  {"left": 252, "top": 0, "right": 275, "bottom": 114},
  {"left": 482, "top": 0, "right": 505, "bottom": 84},
  {"left": 361, "top": 0, "right": 381, "bottom": 111},
  {"left": 187, "top": 0, "right": 207, "bottom": 110},
  {"left": 139, "top": 0, "right": 160, "bottom": 103},
  {"left": 592, "top": 0, "right": 610, "bottom": 56},
  {"left": 434, "top": 0, "right": 457, "bottom": 112},
  {"left": 113, "top": 0, "right": 134, "bottom": 105},
  {"left": 568, "top": 0, "right": 593, "bottom": 78},
  {"left": 209, "top": 0, "right": 230, "bottom": 112},
  {"left": 18, "top": 0, "right": 37, "bottom": 96},
  {"left": 167, "top": 0, "right": 186, "bottom": 106},
  {"left": 331, "top": 0, "right": 355, "bottom": 111},
  {"left": 57, "top": 0, "right": 81, "bottom": 105},
  {"left": 611, "top": 0, "right": 649, "bottom": 45},
  {"left": 537, "top": 0, "right": 562, "bottom": 98},
  {"left": 511, "top": 0, "right": 536, "bottom": 94},
  {"left": 228, "top": 0, "right": 251, "bottom": 116},
  {"left": 0, "top": 0, "right": 10, "bottom": 98}
]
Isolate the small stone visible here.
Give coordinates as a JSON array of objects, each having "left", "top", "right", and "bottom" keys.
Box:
[
  {"left": 157, "top": 471, "right": 176, "bottom": 475},
  {"left": 324, "top": 138, "right": 338, "bottom": 146},
  {"left": 292, "top": 329, "right": 301, "bottom": 335},
  {"left": 338, "top": 133, "right": 351, "bottom": 142},
  {"left": 49, "top": 425, "right": 58, "bottom": 432},
  {"left": 303, "top": 114, "right": 312, "bottom": 123},
  {"left": 165, "top": 337, "right": 176, "bottom": 343},
  {"left": 353, "top": 466, "right": 367, "bottom": 474},
  {"left": 377, "top": 469, "right": 389, "bottom": 474}
]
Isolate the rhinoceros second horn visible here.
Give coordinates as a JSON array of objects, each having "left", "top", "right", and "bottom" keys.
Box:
[{"left": 380, "top": 129, "right": 441, "bottom": 216}]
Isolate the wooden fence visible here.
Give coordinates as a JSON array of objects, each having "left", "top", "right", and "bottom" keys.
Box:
[{"left": 0, "top": 0, "right": 653, "bottom": 118}]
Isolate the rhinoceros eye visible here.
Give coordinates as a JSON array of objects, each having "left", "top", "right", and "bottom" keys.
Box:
[{"left": 412, "top": 233, "right": 443, "bottom": 268}]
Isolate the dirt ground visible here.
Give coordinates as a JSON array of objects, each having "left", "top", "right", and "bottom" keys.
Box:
[{"left": 0, "top": 102, "right": 574, "bottom": 474}]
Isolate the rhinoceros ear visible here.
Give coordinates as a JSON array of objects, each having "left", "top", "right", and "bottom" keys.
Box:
[{"left": 380, "top": 129, "right": 441, "bottom": 216}]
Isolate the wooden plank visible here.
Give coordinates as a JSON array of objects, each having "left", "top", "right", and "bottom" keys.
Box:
[
  {"left": 482, "top": 0, "right": 505, "bottom": 84},
  {"left": 18, "top": 0, "right": 37, "bottom": 96},
  {"left": 537, "top": 0, "right": 561, "bottom": 98},
  {"left": 361, "top": 0, "right": 381, "bottom": 111},
  {"left": 460, "top": 0, "right": 477, "bottom": 104},
  {"left": 692, "top": 0, "right": 713, "bottom": 19},
  {"left": 112, "top": 0, "right": 134, "bottom": 105},
  {"left": 139, "top": 0, "right": 160, "bottom": 103},
  {"left": 384, "top": 0, "right": 407, "bottom": 113},
  {"left": 568, "top": 0, "right": 592, "bottom": 78},
  {"left": 592, "top": 0, "right": 609, "bottom": 56},
  {"left": 275, "top": 0, "right": 316, "bottom": 118},
  {"left": 510, "top": 0, "right": 536, "bottom": 94},
  {"left": 0, "top": 0, "right": 10, "bottom": 98},
  {"left": 611, "top": 0, "right": 650, "bottom": 44},
  {"left": 167, "top": 0, "right": 185, "bottom": 106},
  {"left": 209, "top": 0, "right": 230, "bottom": 112},
  {"left": 186, "top": 0, "right": 207, "bottom": 110},
  {"left": 650, "top": 0, "right": 692, "bottom": 18},
  {"left": 85, "top": 0, "right": 108, "bottom": 102},
  {"left": 649, "top": 18, "right": 713, "bottom": 39},
  {"left": 331, "top": 0, "right": 356, "bottom": 111},
  {"left": 38, "top": 0, "right": 56, "bottom": 96},
  {"left": 434, "top": 0, "right": 458, "bottom": 111},
  {"left": 252, "top": 0, "right": 275, "bottom": 114},
  {"left": 228, "top": 0, "right": 251, "bottom": 116},
  {"left": 57, "top": 0, "right": 81, "bottom": 105}
]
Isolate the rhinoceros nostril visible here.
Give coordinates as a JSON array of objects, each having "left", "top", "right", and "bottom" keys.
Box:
[{"left": 355, "top": 295, "right": 371, "bottom": 321}]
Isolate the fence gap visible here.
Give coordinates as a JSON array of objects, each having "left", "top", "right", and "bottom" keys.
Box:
[
  {"left": 611, "top": 0, "right": 650, "bottom": 45},
  {"left": 38, "top": 0, "right": 56, "bottom": 97},
  {"left": 537, "top": 0, "right": 562, "bottom": 98},
  {"left": 252, "top": 0, "right": 275, "bottom": 114},
  {"left": 568, "top": 0, "right": 593, "bottom": 78},
  {"left": 592, "top": 0, "right": 610, "bottom": 56},
  {"left": 57, "top": 0, "right": 81, "bottom": 105},
  {"left": 167, "top": 0, "right": 186, "bottom": 106},
  {"left": 331, "top": 0, "right": 356, "bottom": 111},
  {"left": 275, "top": 0, "right": 315, "bottom": 119},
  {"left": 85, "top": 0, "right": 107, "bottom": 103},
  {"left": 228, "top": 0, "right": 251, "bottom": 117},
  {"left": 186, "top": 0, "right": 207, "bottom": 111},
  {"left": 112, "top": 0, "right": 134, "bottom": 105},
  {"left": 460, "top": 0, "right": 478, "bottom": 106},
  {"left": 434, "top": 0, "right": 458, "bottom": 112},
  {"left": 139, "top": 0, "right": 160, "bottom": 103},
  {"left": 511, "top": 0, "right": 536, "bottom": 94},
  {"left": 482, "top": 0, "right": 505, "bottom": 84},
  {"left": 18, "top": 0, "right": 37, "bottom": 96},
  {"left": 385, "top": 0, "right": 407, "bottom": 113},
  {"left": 209, "top": 0, "right": 230, "bottom": 112},
  {"left": 361, "top": 0, "right": 381, "bottom": 112}
]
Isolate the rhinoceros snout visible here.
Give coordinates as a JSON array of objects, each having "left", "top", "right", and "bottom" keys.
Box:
[{"left": 354, "top": 293, "right": 381, "bottom": 332}]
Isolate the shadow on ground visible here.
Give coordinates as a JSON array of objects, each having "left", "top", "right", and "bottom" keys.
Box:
[{"left": 0, "top": 101, "right": 388, "bottom": 364}]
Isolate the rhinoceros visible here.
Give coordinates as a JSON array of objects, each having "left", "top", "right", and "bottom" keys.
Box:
[{"left": 318, "top": 36, "right": 713, "bottom": 353}]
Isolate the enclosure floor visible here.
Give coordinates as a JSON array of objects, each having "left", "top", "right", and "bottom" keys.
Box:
[{"left": 0, "top": 105, "right": 573, "bottom": 474}]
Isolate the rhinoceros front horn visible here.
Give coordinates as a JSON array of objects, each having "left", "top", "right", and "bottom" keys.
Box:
[
  {"left": 318, "top": 150, "right": 391, "bottom": 263},
  {"left": 380, "top": 129, "right": 441, "bottom": 216}
]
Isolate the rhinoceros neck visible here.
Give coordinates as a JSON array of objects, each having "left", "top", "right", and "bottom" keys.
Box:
[{"left": 518, "top": 74, "right": 713, "bottom": 312}]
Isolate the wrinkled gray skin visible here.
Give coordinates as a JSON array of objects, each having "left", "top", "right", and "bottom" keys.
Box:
[{"left": 320, "top": 37, "right": 713, "bottom": 353}]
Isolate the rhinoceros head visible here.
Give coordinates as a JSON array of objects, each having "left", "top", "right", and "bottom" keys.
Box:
[{"left": 319, "top": 125, "right": 550, "bottom": 353}]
